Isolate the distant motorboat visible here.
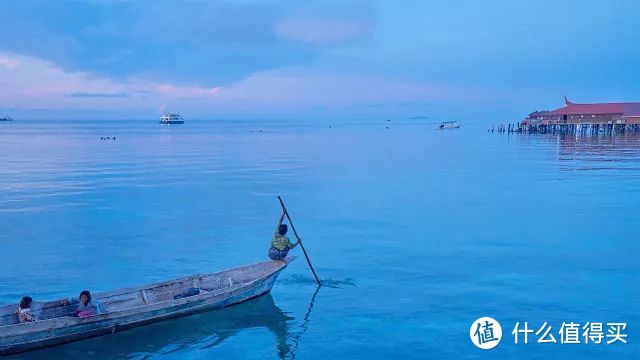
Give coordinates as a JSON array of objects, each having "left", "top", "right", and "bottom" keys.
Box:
[
  {"left": 437, "top": 121, "right": 460, "bottom": 130},
  {"left": 0, "top": 115, "right": 12, "bottom": 122},
  {"left": 160, "top": 113, "right": 184, "bottom": 124}
]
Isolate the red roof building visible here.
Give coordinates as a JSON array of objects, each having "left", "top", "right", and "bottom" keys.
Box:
[{"left": 525, "top": 97, "right": 640, "bottom": 125}]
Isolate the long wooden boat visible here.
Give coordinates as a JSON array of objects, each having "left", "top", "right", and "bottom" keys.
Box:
[{"left": 0, "top": 257, "right": 295, "bottom": 356}]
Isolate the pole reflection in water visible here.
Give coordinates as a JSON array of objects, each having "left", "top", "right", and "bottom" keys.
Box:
[{"left": 287, "top": 286, "right": 321, "bottom": 360}]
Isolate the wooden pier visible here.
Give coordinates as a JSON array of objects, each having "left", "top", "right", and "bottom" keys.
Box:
[
  {"left": 490, "top": 123, "right": 640, "bottom": 135},
  {"left": 492, "top": 97, "right": 640, "bottom": 135}
]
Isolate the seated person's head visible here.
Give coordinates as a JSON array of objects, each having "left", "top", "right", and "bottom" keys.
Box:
[
  {"left": 278, "top": 224, "right": 288, "bottom": 235},
  {"left": 19, "top": 296, "right": 32, "bottom": 309},
  {"left": 79, "top": 290, "right": 91, "bottom": 305}
]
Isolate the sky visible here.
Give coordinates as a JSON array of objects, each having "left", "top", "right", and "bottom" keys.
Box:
[{"left": 1, "top": 0, "right": 639, "bottom": 121}]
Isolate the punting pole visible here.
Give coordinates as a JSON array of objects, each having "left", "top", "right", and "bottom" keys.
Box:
[{"left": 277, "top": 196, "right": 321, "bottom": 286}]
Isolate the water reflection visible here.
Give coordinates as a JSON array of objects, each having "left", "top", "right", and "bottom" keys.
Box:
[
  {"left": 556, "top": 133, "right": 640, "bottom": 153},
  {"left": 9, "top": 293, "right": 310, "bottom": 359},
  {"left": 288, "top": 286, "right": 320, "bottom": 360},
  {"left": 542, "top": 133, "right": 640, "bottom": 172}
]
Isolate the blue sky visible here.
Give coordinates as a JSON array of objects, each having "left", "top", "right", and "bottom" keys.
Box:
[{"left": 1, "top": 0, "right": 639, "bottom": 121}]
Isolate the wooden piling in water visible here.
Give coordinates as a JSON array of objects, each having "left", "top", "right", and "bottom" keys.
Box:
[{"left": 490, "top": 122, "right": 640, "bottom": 135}]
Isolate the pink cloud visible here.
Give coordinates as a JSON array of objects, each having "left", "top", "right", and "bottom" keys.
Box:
[
  {"left": 0, "top": 52, "right": 477, "bottom": 118},
  {"left": 154, "top": 83, "right": 220, "bottom": 96},
  {"left": 275, "top": 19, "right": 372, "bottom": 44},
  {"left": 214, "top": 68, "right": 455, "bottom": 109},
  {"left": 0, "top": 53, "right": 222, "bottom": 111},
  {"left": 0, "top": 55, "right": 20, "bottom": 69}
]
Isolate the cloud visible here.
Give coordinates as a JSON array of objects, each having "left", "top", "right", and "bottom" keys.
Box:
[
  {"left": 0, "top": 55, "right": 19, "bottom": 69},
  {"left": 275, "top": 19, "right": 373, "bottom": 44},
  {"left": 0, "top": 1, "right": 375, "bottom": 86},
  {"left": 67, "top": 92, "right": 130, "bottom": 98},
  {"left": 216, "top": 68, "right": 452, "bottom": 108},
  {"left": 0, "top": 51, "right": 463, "bottom": 119},
  {"left": 154, "top": 84, "right": 220, "bottom": 97},
  {"left": 0, "top": 52, "right": 222, "bottom": 112}
]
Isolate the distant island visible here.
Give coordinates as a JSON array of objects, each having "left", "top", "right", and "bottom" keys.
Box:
[{"left": 408, "top": 115, "right": 430, "bottom": 120}]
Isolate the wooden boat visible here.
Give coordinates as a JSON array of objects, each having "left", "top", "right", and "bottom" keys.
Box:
[{"left": 0, "top": 257, "right": 295, "bottom": 356}]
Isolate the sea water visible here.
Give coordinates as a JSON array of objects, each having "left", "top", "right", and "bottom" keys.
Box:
[{"left": 0, "top": 120, "right": 638, "bottom": 359}]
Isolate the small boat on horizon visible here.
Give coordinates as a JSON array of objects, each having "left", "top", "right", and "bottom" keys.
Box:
[
  {"left": 0, "top": 257, "right": 295, "bottom": 356},
  {"left": 160, "top": 113, "right": 184, "bottom": 124},
  {"left": 0, "top": 116, "right": 12, "bottom": 122},
  {"left": 437, "top": 121, "right": 460, "bottom": 130}
]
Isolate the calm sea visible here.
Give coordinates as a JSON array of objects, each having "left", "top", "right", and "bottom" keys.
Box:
[{"left": 0, "top": 120, "right": 638, "bottom": 359}]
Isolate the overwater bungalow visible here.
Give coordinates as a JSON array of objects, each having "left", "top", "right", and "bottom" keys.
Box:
[
  {"left": 519, "top": 97, "right": 640, "bottom": 134},
  {"left": 524, "top": 97, "right": 640, "bottom": 126}
]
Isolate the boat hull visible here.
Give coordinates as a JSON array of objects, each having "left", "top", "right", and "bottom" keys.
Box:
[
  {"left": 0, "top": 259, "right": 292, "bottom": 356},
  {"left": 159, "top": 120, "right": 184, "bottom": 124}
]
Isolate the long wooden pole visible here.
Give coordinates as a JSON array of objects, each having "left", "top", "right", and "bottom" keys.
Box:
[{"left": 278, "top": 196, "right": 321, "bottom": 286}]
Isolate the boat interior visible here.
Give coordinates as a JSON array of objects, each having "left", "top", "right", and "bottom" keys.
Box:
[{"left": 0, "top": 260, "right": 284, "bottom": 327}]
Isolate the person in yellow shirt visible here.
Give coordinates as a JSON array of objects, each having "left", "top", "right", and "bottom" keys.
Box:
[{"left": 268, "top": 212, "right": 299, "bottom": 261}]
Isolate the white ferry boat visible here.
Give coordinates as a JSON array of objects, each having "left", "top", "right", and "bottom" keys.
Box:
[
  {"left": 437, "top": 121, "right": 460, "bottom": 130},
  {"left": 159, "top": 113, "right": 184, "bottom": 124}
]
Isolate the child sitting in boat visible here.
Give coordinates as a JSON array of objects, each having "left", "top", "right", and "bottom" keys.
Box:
[
  {"left": 75, "top": 290, "right": 105, "bottom": 317},
  {"left": 16, "top": 296, "right": 36, "bottom": 323},
  {"left": 268, "top": 213, "right": 299, "bottom": 261}
]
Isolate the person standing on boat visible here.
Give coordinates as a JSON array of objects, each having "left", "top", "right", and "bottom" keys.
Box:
[{"left": 268, "top": 212, "right": 299, "bottom": 261}]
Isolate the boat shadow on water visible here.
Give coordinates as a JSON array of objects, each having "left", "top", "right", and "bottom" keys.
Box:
[{"left": 8, "top": 293, "right": 311, "bottom": 359}]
